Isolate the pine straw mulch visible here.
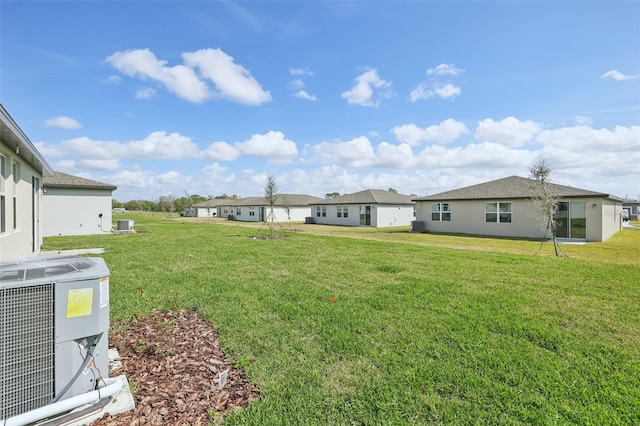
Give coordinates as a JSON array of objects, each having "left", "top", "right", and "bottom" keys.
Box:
[{"left": 91, "top": 310, "right": 260, "bottom": 426}]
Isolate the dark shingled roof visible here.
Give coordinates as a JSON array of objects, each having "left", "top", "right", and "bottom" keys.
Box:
[
  {"left": 43, "top": 172, "right": 117, "bottom": 191},
  {"left": 310, "top": 189, "right": 414, "bottom": 205},
  {"left": 233, "top": 194, "right": 323, "bottom": 207},
  {"left": 413, "top": 176, "right": 618, "bottom": 201}
]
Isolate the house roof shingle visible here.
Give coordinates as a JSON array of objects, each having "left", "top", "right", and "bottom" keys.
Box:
[
  {"left": 413, "top": 176, "right": 619, "bottom": 201},
  {"left": 309, "top": 189, "right": 414, "bottom": 205},
  {"left": 43, "top": 172, "right": 117, "bottom": 191}
]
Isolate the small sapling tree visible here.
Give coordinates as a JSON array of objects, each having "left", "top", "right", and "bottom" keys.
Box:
[{"left": 529, "top": 159, "right": 561, "bottom": 257}]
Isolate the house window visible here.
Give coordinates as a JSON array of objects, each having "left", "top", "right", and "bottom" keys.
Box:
[
  {"left": 12, "top": 162, "right": 18, "bottom": 230},
  {"left": 0, "top": 155, "right": 5, "bottom": 233},
  {"left": 343, "top": 206, "right": 349, "bottom": 218},
  {"left": 337, "top": 206, "right": 342, "bottom": 218},
  {"left": 249, "top": 207, "right": 255, "bottom": 216},
  {"left": 431, "top": 203, "right": 451, "bottom": 221},
  {"left": 316, "top": 206, "right": 321, "bottom": 217},
  {"left": 322, "top": 206, "right": 326, "bottom": 217},
  {"left": 236, "top": 207, "right": 242, "bottom": 216},
  {"left": 0, "top": 195, "right": 5, "bottom": 233},
  {"left": 486, "top": 202, "right": 512, "bottom": 223}
]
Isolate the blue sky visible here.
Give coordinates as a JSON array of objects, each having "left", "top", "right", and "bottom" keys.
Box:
[{"left": 2, "top": 1, "right": 639, "bottom": 202}]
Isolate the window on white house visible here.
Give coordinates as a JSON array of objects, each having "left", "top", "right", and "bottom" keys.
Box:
[
  {"left": 12, "top": 162, "right": 18, "bottom": 230},
  {"left": 343, "top": 206, "right": 349, "bottom": 218},
  {"left": 237, "top": 207, "right": 242, "bottom": 215},
  {"left": 337, "top": 206, "right": 342, "bottom": 218},
  {"left": 249, "top": 207, "right": 255, "bottom": 216},
  {"left": 431, "top": 203, "right": 452, "bottom": 221},
  {"left": 486, "top": 202, "right": 512, "bottom": 223},
  {"left": 316, "top": 206, "right": 321, "bottom": 217},
  {"left": 0, "top": 155, "right": 5, "bottom": 233},
  {"left": 321, "top": 206, "right": 326, "bottom": 217}
]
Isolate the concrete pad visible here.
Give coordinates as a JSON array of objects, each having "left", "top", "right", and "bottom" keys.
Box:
[{"left": 37, "top": 248, "right": 105, "bottom": 257}]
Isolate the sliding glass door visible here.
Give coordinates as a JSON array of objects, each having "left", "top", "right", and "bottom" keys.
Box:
[{"left": 554, "top": 202, "right": 586, "bottom": 239}]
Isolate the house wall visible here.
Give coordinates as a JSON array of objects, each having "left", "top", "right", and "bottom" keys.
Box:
[
  {"left": 375, "top": 205, "right": 414, "bottom": 227},
  {"left": 0, "top": 142, "right": 44, "bottom": 259},
  {"left": 598, "top": 199, "right": 623, "bottom": 242},
  {"left": 415, "top": 197, "right": 619, "bottom": 241},
  {"left": 194, "top": 206, "right": 216, "bottom": 217},
  {"left": 311, "top": 204, "right": 413, "bottom": 227},
  {"left": 43, "top": 187, "right": 113, "bottom": 236}
]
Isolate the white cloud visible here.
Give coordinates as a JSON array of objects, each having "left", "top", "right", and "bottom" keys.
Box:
[
  {"left": 128, "top": 131, "right": 200, "bottom": 159},
  {"left": 136, "top": 87, "right": 156, "bottom": 99},
  {"left": 574, "top": 116, "right": 592, "bottom": 126},
  {"left": 293, "top": 90, "right": 317, "bottom": 101},
  {"left": 235, "top": 130, "right": 298, "bottom": 163},
  {"left": 106, "top": 48, "right": 210, "bottom": 103},
  {"left": 474, "top": 117, "right": 542, "bottom": 146},
  {"left": 392, "top": 119, "right": 469, "bottom": 146},
  {"left": 203, "top": 141, "right": 243, "bottom": 161},
  {"left": 415, "top": 142, "right": 535, "bottom": 169},
  {"left": 36, "top": 131, "right": 201, "bottom": 163},
  {"left": 182, "top": 48, "right": 272, "bottom": 105},
  {"left": 311, "top": 136, "right": 377, "bottom": 167},
  {"left": 601, "top": 69, "right": 639, "bottom": 81},
  {"left": 289, "top": 79, "right": 305, "bottom": 90},
  {"left": 535, "top": 125, "right": 639, "bottom": 152},
  {"left": 44, "top": 116, "right": 83, "bottom": 130},
  {"left": 410, "top": 83, "right": 461, "bottom": 101},
  {"left": 289, "top": 67, "right": 314, "bottom": 76},
  {"left": 341, "top": 68, "right": 392, "bottom": 107},
  {"left": 106, "top": 48, "right": 271, "bottom": 105},
  {"left": 434, "top": 83, "right": 461, "bottom": 99},
  {"left": 427, "top": 63, "right": 465, "bottom": 76},
  {"left": 412, "top": 63, "right": 464, "bottom": 102}
]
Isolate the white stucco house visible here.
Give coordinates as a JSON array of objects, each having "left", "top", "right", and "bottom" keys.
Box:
[
  {"left": 187, "top": 198, "right": 237, "bottom": 218},
  {"left": 226, "top": 194, "right": 323, "bottom": 223},
  {"left": 412, "top": 176, "right": 625, "bottom": 242},
  {"left": 43, "top": 172, "right": 117, "bottom": 237},
  {"left": 308, "top": 189, "right": 415, "bottom": 227},
  {"left": 0, "top": 104, "right": 54, "bottom": 259}
]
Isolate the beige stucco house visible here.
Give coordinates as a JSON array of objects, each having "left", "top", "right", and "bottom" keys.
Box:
[
  {"left": 43, "top": 172, "right": 117, "bottom": 236},
  {"left": 309, "top": 189, "right": 415, "bottom": 227},
  {"left": 413, "top": 176, "right": 624, "bottom": 242},
  {"left": 0, "top": 104, "right": 54, "bottom": 259}
]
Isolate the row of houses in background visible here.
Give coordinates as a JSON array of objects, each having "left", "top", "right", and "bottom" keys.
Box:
[{"left": 0, "top": 103, "right": 634, "bottom": 260}]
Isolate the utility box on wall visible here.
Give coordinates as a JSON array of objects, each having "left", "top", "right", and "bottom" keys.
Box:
[{"left": 0, "top": 256, "right": 111, "bottom": 420}]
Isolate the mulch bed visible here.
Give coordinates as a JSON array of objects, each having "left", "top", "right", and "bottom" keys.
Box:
[{"left": 91, "top": 310, "right": 260, "bottom": 425}]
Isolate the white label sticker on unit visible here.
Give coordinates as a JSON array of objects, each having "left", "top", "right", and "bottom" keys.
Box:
[
  {"left": 67, "top": 288, "right": 94, "bottom": 318},
  {"left": 100, "top": 277, "right": 110, "bottom": 308}
]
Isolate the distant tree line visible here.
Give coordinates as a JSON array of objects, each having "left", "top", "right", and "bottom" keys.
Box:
[{"left": 112, "top": 193, "right": 239, "bottom": 213}]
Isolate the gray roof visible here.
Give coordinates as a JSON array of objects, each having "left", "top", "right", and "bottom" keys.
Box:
[
  {"left": 413, "top": 176, "right": 619, "bottom": 201},
  {"left": 192, "top": 199, "right": 237, "bottom": 208},
  {"left": 43, "top": 172, "right": 117, "bottom": 191},
  {"left": 310, "top": 189, "right": 414, "bottom": 205},
  {"left": 1, "top": 104, "right": 54, "bottom": 176},
  {"left": 234, "top": 194, "right": 323, "bottom": 207}
]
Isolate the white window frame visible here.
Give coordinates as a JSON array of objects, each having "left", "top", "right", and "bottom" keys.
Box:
[
  {"left": 337, "top": 206, "right": 342, "bottom": 218},
  {"left": 431, "top": 203, "right": 452, "bottom": 222},
  {"left": 485, "top": 202, "right": 512, "bottom": 223},
  {"left": 343, "top": 206, "right": 349, "bottom": 218}
]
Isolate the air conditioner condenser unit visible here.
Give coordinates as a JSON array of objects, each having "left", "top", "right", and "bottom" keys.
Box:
[{"left": 0, "top": 256, "right": 120, "bottom": 423}]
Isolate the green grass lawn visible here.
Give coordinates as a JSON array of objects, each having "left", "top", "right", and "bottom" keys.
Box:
[{"left": 43, "top": 213, "right": 640, "bottom": 425}]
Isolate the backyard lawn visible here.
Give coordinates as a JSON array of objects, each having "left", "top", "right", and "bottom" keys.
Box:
[{"left": 43, "top": 213, "right": 640, "bottom": 425}]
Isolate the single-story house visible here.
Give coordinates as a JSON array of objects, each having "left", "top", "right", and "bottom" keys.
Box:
[
  {"left": 0, "top": 104, "right": 54, "bottom": 259},
  {"left": 42, "top": 172, "right": 117, "bottom": 236},
  {"left": 227, "top": 194, "right": 323, "bottom": 223},
  {"left": 412, "top": 175, "right": 625, "bottom": 242},
  {"left": 308, "top": 189, "right": 415, "bottom": 227},
  {"left": 178, "top": 198, "right": 238, "bottom": 218},
  {"left": 622, "top": 201, "right": 638, "bottom": 221}
]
